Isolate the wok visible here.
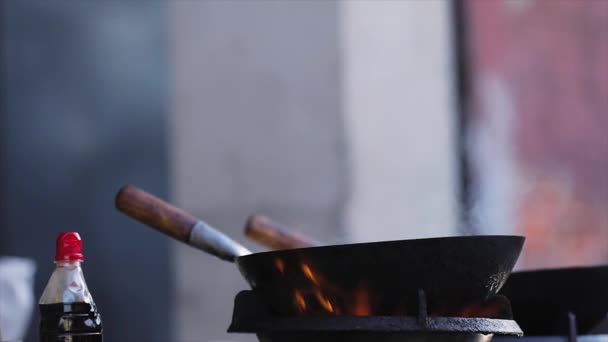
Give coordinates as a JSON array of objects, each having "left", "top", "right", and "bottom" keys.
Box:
[
  {"left": 499, "top": 265, "right": 608, "bottom": 335},
  {"left": 115, "top": 185, "right": 524, "bottom": 316}
]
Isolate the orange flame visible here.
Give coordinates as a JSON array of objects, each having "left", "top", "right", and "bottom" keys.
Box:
[
  {"left": 314, "top": 290, "right": 335, "bottom": 313},
  {"left": 294, "top": 289, "right": 307, "bottom": 312},
  {"left": 351, "top": 283, "right": 372, "bottom": 316},
  {"left": 283, "top": 260, "right": 507, "bottom": 317},
  {"left": 274, "top": 258, "right": 285, "bottom": 275},
  {"left": 301, "top": 263, "right": 320, "bottom": 285},
  {"left": 295, "top": 262, "right": 368, "bottom": 315},
  {"left": 456, "top": 297, "right": 506, "bottom": 318}
]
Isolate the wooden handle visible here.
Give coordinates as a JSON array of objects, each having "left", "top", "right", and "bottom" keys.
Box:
[
  {"left": 115, "top": 185, "right": 196, "bottom": 242},
  {"left": 115, "top": 185, "right": 250, "bottom": 261},
  {"left": 244, "top": 214, "right": 319, "bottom": 250}
]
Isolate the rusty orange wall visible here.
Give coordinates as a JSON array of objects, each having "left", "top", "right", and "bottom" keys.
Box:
[{"left": 465, "top": 0, "right": 608, "bottom": 268}]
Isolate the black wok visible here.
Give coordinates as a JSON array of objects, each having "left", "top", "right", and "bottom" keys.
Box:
[
  {"left": 499, "top": 265, "right": 608, "bottom": 335},
  {"left": 115, "top": 185, "right": 524, "bottom": 316}
]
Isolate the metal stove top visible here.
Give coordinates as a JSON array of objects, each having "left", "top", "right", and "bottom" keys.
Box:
[
  {"left": 496, "top": 336, "right": 608, "bottom": 342},
  {"left": 496, "top": 266, "right": 608, "bottom": 342},
  {"left": 226, "top": 265, "right": 608, "bottom": 342},
  {"left": 228, "top": 289, "right": 521, "bottom": 342}
]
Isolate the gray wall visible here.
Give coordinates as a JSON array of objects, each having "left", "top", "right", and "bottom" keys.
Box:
[
  {"left": 171, "top": 2, "right": 346, "bottom": 341},
  {"left": 0, "top": 2, "right": 170, "bottom": 341},
  {"left": 341, "top": 0, "right": 458, "bottom": 241}
]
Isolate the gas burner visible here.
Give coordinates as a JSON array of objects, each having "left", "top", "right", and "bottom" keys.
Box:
[
  {"left": 228, "top": 290, "right": 523, "bottom": 342},
  {"left": 496, "top": 266, "right": 608, "bottom": 342},
  {"left": 495, "top": 313, "right": 608, "bottom": 342}
]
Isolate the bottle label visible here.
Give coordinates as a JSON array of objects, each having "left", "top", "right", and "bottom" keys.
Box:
[{"left": 39, "top": 303, "right": 102, "bottom": 341}]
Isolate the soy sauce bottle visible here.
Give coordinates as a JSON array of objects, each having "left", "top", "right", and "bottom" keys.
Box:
[{"left": 39, "top": 232, "right": 103, "bottom": 342}]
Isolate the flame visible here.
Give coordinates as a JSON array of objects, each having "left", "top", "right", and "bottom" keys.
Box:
[
  {"left": 283, "top": 260, "right": 508, "bottom": 318},
  {"left": 294, "top": 263, "right": 372, "bottom": 316},
  {"left": 456, "top": 297, "right": 506, "bottom": 318},
  {"left": 294, "top": 289, "right": 307, "bottom": 312},
  {"left": 430, "top": 298, "right": 506, "bottom": 318},
  {"left": 351, "top": 283, "right": 372, "bottom": 316},
  {"left": 293, "top": 261, "right": 367, "bottom": 315},
  {"left": 314, "top": 290, "right": 335, "bottom": 313},
  {"left": 458, "top": 303, "right": 480, "bottom": 318},
  {"left": 301, "top": 263, "right": 320, "bottom": 285},
  {"left": 274, "top": 258, "right": 285, "bottom": 275}
]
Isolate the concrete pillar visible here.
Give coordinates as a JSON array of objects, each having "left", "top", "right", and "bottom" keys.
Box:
[
  {"left": 170, "top": 2, "right": 344, "bottom": 341},
  {"left": 341, "top": 0, "right": 459, "bottom": 242}
]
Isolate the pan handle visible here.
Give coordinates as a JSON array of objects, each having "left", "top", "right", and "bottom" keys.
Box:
[
  {"left": 244, "top": 214, "right": 319, "bottom": 249},
  {"left": 115, "top": 185, "right": 250, "bottom": 262}
]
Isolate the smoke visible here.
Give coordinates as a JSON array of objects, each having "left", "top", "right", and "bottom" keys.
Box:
[{"left": 465, "top": 74, "right": 519, "bottom": 236}]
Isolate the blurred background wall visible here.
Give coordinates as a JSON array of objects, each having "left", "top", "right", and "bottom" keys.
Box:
[
  {"left": 0, "top": 1, "right": 606, "bottom": 342},
  {"left": 341, "top": 0, "right": 458, "bottom": 242},
  {"left": 0, "top": 2, "right": 170, "bottom": 341},
  {"left": 170, "top": 1, "right": 457, "bottom": 341},
  {"left": 170, "top": 2, "right": 344, "bottom": 341},
  {"left": 463, "top": 0, "right": 608, "bottom": 268}
]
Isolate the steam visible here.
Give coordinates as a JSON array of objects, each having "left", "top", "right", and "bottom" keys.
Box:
[{"left": 465, "top": 74, "right": 518, "bottom": 236}]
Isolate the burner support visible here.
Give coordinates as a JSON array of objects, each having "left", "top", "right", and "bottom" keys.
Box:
[{"left": 228, "top": 289, "right": 523, "bottom": 341}]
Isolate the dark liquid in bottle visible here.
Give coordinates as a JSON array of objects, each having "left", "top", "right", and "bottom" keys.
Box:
[{"left": 39, "top": 303, "right": 102, "bottom": 342}]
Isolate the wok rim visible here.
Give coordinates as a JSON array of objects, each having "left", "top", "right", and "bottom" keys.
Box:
[
  {"left": 237, "top": 234, "right": 525, "bottom": 260},
  {"left": 508, "top": 263, "right": 608, "bottom": 275}
]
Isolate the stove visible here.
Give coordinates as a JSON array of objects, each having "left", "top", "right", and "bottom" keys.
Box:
[
  {"left": 495, "top": 313, "right": 608, "bottom": 341},
  {"left": 228, "top": 289, "right": 522, "bottom": 342},
  {"left": 226, "top": 265, "right": 608, "bottom": 342},
  {"left": 496, "top": 265, "right": 608, "bottom": 342}
]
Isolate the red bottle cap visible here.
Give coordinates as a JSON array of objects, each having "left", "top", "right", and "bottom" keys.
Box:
[{"left": 55, "top": 232, "right": 84, "bottom": 261}]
